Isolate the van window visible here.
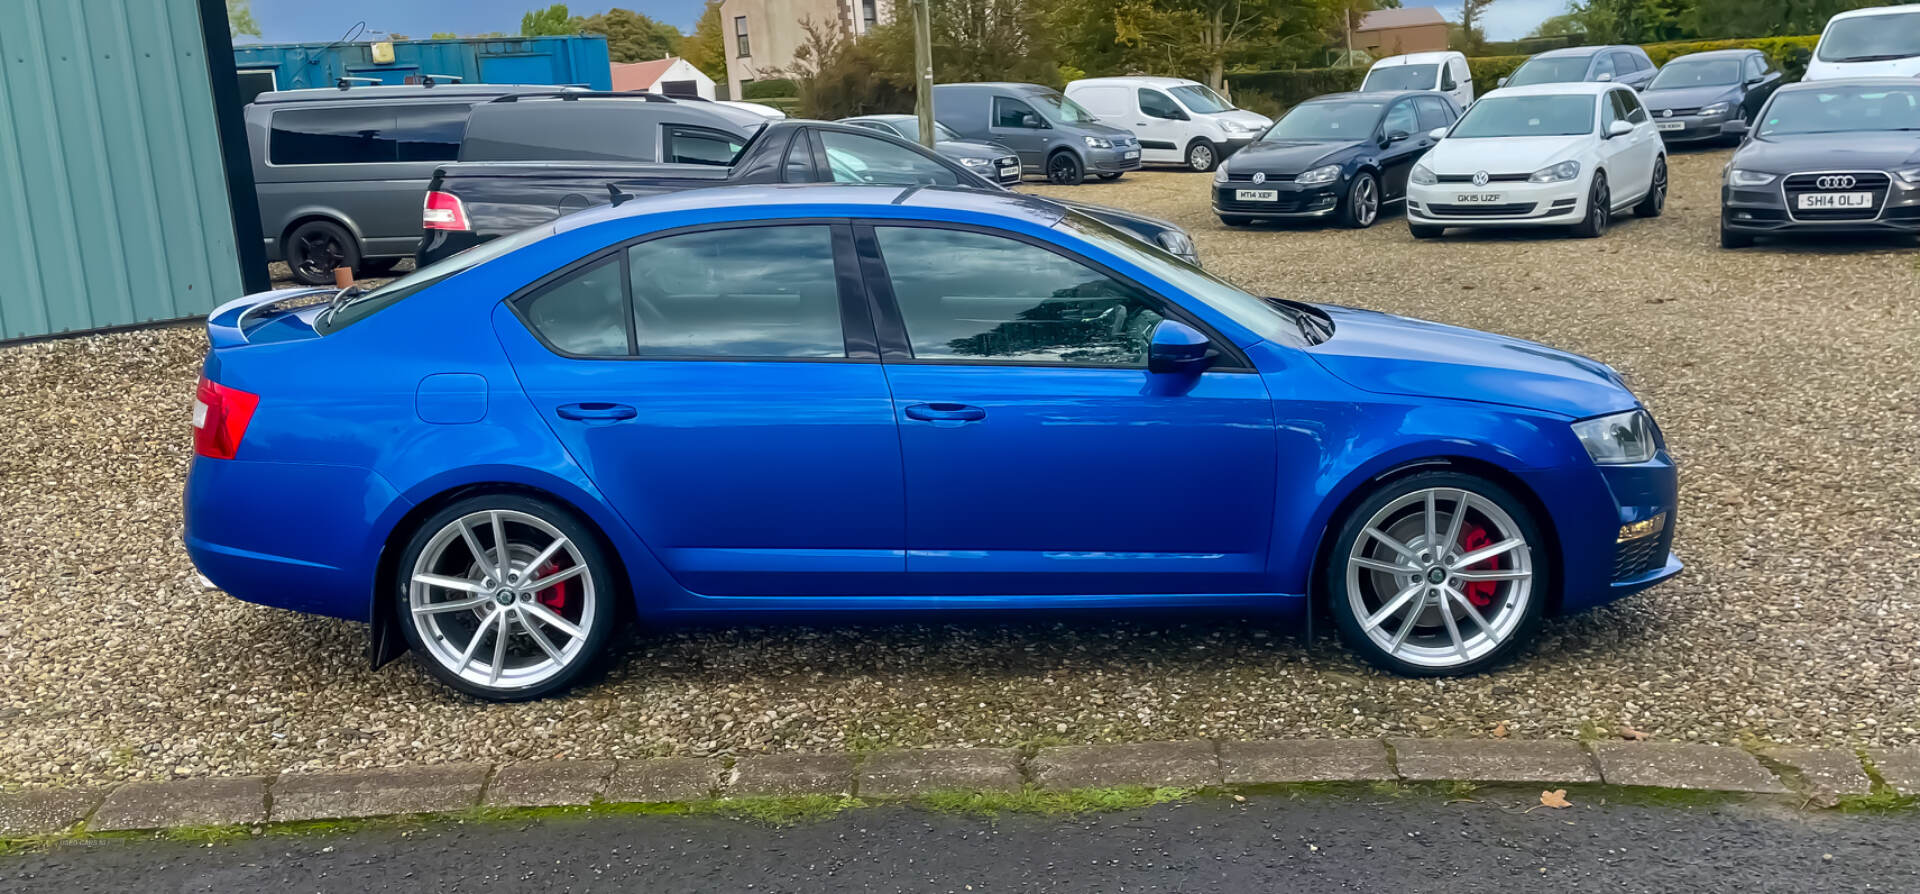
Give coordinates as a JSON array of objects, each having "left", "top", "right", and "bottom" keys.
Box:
[
  {"left": 662, "top": 125, "right": 747, "bottom": 165},
  {"left": 1138, "top": 89, "right": 1183, "bottom": 120},
  {"left": 392, "top": 104, "right": 472, "bottom": 162},
  {"left": 1361, "top": 64, "right": 1439, "bottom": 92},
  {"left": 994, "top": 96, "right": 1044, "bottom": 128},
  {"left": 270, "top": 106, "right": 394, "bottom": 165},
  {"left": 1168, "top": 84, "right": 1234, "bottom": 113}
]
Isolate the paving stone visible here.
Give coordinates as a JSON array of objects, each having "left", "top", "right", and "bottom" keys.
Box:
[
  {"left": 271, "top": 763, "right": 489, "bottom": 821},
  {"left": 1030, "top": 741, "right": 1220, "bottom": 790},
  {"left": 604, "top": 757, "right": 721, "bottom": 803},
  {"left": 1592, "top": 743, "right": 1787, "bottom": 793},
  {"left": 486, "top": 760, "right": 615, "bottom": 808},
  {"left": 1865, "top": 748, "right": 1920, "bottom": 796},
  {"left": 1219, "top": 740, "right": 1393, "bottom": 784},
  {"left": 858, "top": 748, "right": 1023, "bottom": 797},
  {"left": 727, "top": 753, "right": 854, "bottom": 797},
  {"left": 0, "top": 788, "right": 104, "bottom": 836},
  {"left": 1392, "top": 739, "right": 1601, "bottom": 784},
  {"left": 91, "top": 777, "right": 268, "bottom": 832},
  {"left": 1763, "top": 747, "right": 1872, "bottom": 806}
]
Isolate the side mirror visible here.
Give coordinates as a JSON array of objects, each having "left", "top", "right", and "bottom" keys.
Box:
[
  {"left": 1746, "top": 75, "right": 1764, "bottom": 86},
  {"left": 1607, "top": 119, "right": 1634, "bottom": 138},
  {"left": 1596, "top": 72, "right": 1614, "bottom": 82},
  {"left": 1383, "top": 129, "right": 1410, "bottom": 145},
  {"left": 1497, "top": 76, "right": 1509, "bottom": 88},
  {"left": 1427, "top": 126, "right": 1449, "bottom": 141},
  {"left": 1147, "top": 319, "right": 1216, "bottom": 375},
  {"left": 1020, "top": 112, "right": 1043, "bottom": 128}
]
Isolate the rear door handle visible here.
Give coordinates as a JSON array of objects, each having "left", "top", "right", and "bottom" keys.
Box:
[
  {"left": 904, "top": 402, "right": 986, "bottom": 423},
  {"left": 556, "top": 402, "right": 637, "bottom": 422}
]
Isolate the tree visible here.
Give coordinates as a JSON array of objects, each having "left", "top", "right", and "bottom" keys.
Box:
[
  {"left": 680, "top": 0, "right": 729, "bottom": 81},
  {"left": 1456, "top": 0, "right": 1494, "bottom": 54},
  {"left": 1107, "top": 0, "right": 1348, "bottom": 90},
  {"left": 430, "top": 32, "right": 461, "bottom": 39},
  {"left": 577, "top": 8, "right": 684, "bottom": 63},
  {"left": 227, "top": 0, "right": 261, "bottom": 38},
  {"left": 1566, "top": 0, "right": 1688, "bottom": 43},
  {"left": 1686, "top": 0, "right": 1870, "bottom": 38},
  {"left": 1526, "top": 12, "right": 1582, "bottom": 37},
  {"left": 520, "top": 4, "right": 576, "bottom": 37},
  {"left": 780, "top": 19, "right": 914, "bottom": 118}
]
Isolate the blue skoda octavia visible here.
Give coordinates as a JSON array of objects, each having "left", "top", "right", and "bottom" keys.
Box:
[{"left": 185, "top": 185, "right": 1679, "bottom": 700}]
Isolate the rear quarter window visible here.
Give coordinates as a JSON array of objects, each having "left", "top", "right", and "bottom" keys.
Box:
[
  {"left": 270, "top": 106, "right": 395, "bottom": 165},
  {"left": 460, "top": 103, "right": 657, "bottom": 162}
]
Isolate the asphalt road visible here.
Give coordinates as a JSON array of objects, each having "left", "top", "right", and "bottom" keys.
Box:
[{"left": 6, "top": 789, "right": 1918, "bottom": 893}]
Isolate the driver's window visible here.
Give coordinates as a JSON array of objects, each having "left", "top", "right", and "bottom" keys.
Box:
[
  {"left": 817, "top": 130, "right": 959, "bottom": 186},
  {"left": 1593, "top": 53, "right": 1617, "bottom": 79},
  {"left": 1747, "top": 55, "right": 1768, "bottom": 80},
  {"left": 1138, "top": 89, "right": 1182, "bottom": 120},
  {"left": 993, "top": 96, "right": 1042, "bottom": 128},
  {"left": 1606, "top": 90, "right": 1631, "bottom": 127},
  {"left": 1383, "top": 101, "right": 1419, "bottom": 138},
  {"left": 1620, "top": 89, "right": 1649, "bottom": 123},
  {"left": 1440, "top": 66, "right": 1457, "bottom": 91}
]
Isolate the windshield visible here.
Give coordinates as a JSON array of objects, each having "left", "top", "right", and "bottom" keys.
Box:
[
  {"left": 889, "top": 118, "right": 963, "bottom": 142},
  {"left": 1261, "top": 100, "right": 1384, "bottom": 141},
  {"left": 1032, "top": 92, "right": 1100, "bottom": 123},
  {"left": 1818, "top": 11, "right": 1920, "bottom": 62},
  {"left": 1055, "top": 212, "right": 1303, "bottom": 347},
  {"left": 1449, "top": 94, "right": 1595, "bottom": 137},
  {"left": 1758, "top": 85, "right": 1920, "bottom": 136},
  {"left": 1169, "top": 84, "right": 1235, "bottom": 113},
  {"left": 1362, "top": 64, "right": 1440, "bottom": 92},
  {"left": 316, "top": 223, "right": 557, "bottom": 334},
  {"left": 1649, "top": 58, "right": 1742, "bottom": 89},
  {"left": 1506, "top": 55, "right": 1595, "bottom": 86}
]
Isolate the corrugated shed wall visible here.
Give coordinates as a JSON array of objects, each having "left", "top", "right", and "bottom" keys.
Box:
[
  {"left": 233, "top": 36, "right": 615, "bottom": 92},
  {"left": 0, "top": 0, "right": 246, "bottom": 340}
]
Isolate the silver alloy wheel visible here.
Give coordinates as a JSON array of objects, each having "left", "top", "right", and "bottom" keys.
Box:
[
  {"left": 1188, "top": 142, "right": 1214, "bottom": 171},
  {"left": 1344, "top": 487, "right": 1534, "bottom": 669},
  {"left": 408, "top": 510, "right": 597, "bottom": 690},
  {"left": 1590, "top": 177, "right": 1610, "bottom": 233},
  {"left": 1650, "top": 159, "right": 1667, "bottom": 212},
  {"left": 1353, "top": 175, "right": 1379, "bottom": 226}
]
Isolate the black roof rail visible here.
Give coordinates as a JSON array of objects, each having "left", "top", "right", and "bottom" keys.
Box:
[
  {"left": 488, "top": 90, "right": 678, "bottom": 103},
  {"left": 336, "top": 76, "right": 383, "bottom": 90}
]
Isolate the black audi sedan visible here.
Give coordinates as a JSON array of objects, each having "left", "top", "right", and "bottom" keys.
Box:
[
  {"left": 1641, "top": 49, "right": 1783, "bottom": 145},
  {"left": 1212, "top": 90, "right": 1459, "bottom": 228},
  {"left": 1721, "top": 78, "right": 1920, "bottom": 248}
]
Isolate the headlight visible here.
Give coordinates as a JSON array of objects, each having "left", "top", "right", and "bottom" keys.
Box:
[
  {"left": 1155, "top": 230, "right": 1198, "bottom": 262},
  {"left": 1213, "top": 163, "right": 1229, "bottom": 184},
  {"left": 1894, "top": 167, "right": 1920, "bottom": 184},
  {"left": 1297, "top": 164, "right": 1342, "bottom": 185},
  {"left": 1529, "top": 160, "right": 1581, "bottom": 183},
  {"left": 1084, "top": 136, "right": 1112, "bottom": 149},
  {"left": 1220, "top": 120, "right": 1259, "bottom": 134},
  {"left": 1572, "top": 409, "right": 1658, "bottom": 465},
  {"left": 959, "top": 156, "right": 991, "bottom": 167},
  {"left": 1697, "top": 102, "right": 1729, "bottom": 118},
  {"left": 1410, "top": 164, "right": 1437, "bottom": 186},
  {"left": 1726, "top": 168, "right": 1776, "bottom": 187}
]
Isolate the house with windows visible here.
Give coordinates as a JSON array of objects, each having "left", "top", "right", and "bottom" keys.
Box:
[
  {"left": 611, "top": 56, "right": 717, "bottom": 99},
  {"left": 718, "top": 0, "right": 892, "bottom": 99},
  {"left": 1351, "top": 7, "right": 1450, "bottom": 57}
]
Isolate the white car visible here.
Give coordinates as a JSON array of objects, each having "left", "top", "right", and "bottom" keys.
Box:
[
  {"left": 1805, "top": 5, "right": 1920, "bottom": 80},
  {"left": 1065, "top": 76, "right": 1271, "bottom": 171},
  {"left": 716, "top": 100, "right": 787, "bottom": 120},
  {"left": 1361, "top": 51, "right": 1475, "bottom": 109},
  {"left": 1406, "top": 82, "right": 1667, "bottom": 239}
]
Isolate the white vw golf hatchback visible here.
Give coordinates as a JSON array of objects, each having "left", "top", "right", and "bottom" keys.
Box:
[{"left": 1407, "top": 82, "right": 1667, "bottom": 238}]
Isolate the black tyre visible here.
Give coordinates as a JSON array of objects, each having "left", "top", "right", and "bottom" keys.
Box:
[
  {"left": 285, "top": 219, "right": 360, "bottom": 286},
  {"left": 1185, "top": 140, "right": 1220, "bottom": 172},
  {"left": 1571, "top": 171, "right": 1610, "bottom": 238},
  {"left": 1408, "top": 223, "right": 1445, "bottom": 239},
  {"left": 1634, "top": 156, "right": 1667, "bottom": 217},
  {"left": 1336, "top": 171, "right": 1380, "bottom": 229},
  {"left": 394, "top": 494, "right": 621, "bottom": 701},
  {"left": 1720, "top": 226, "right": 1754, "bottom": 249},
  {"left": 1046, "top": 151, "right": 1085, "bottom": 185},
  {"left": 1326, "top": 470, "right": 1548, "bottom": 677}
]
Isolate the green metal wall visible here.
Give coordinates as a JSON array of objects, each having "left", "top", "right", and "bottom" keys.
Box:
[{"left": 0, "top": 0, "right": 248, "bottom": 340}]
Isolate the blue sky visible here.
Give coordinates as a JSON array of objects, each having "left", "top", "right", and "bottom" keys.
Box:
[{"left": 244, "top": 0, "right": 1568, "bottom": 46}]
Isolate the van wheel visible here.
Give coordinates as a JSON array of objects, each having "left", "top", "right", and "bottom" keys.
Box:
[
  {"left": 1047, "top": 151, "right": 1085, "bottom": 185},
  {"left": 1186, "top": 140, "right": 1219, "bottom": 172},
  {"left": 286, "top": 220, "right": 360, "bottom": 286}
]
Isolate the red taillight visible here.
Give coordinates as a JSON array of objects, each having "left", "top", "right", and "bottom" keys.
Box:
[
  {"left": 422, "top": 190, "right": 470, "bottom": 231},
  {"left": 192, "top": 376, "right": 259, "bottom": 460}
]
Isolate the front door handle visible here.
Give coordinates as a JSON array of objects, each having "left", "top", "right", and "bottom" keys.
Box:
[
  {"left": 556, "top": 402, "right": 637, "bottom": 422},
  {"left": 904, "top": 402, "right": 986, "bottom": 423}
]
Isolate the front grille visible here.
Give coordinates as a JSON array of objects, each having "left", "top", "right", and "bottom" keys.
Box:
[
  {"left": 1783, "top": 171, "right": 1889, "bottom": 221},
  {"left": 1108, "top": 136, "right": 1137, "bottom": 149},
  {"left": 996, "top": 155, "right": 1019, "bottom": 167},
  {"left": 1227, "top": 171, "right": 1295, "bottom": 182},
  {"left": 1423, "top": 202, "right": 1538, "bottom": 217},
  {"left": 1654, "top": 107, "right": 1700, "bottom": 117},
  {"left": 1613, "top": 521, "right": 1675, "bottom": 580},
  {"left": 1436, "top": 173, "right": 1529, "bottom": 183}
]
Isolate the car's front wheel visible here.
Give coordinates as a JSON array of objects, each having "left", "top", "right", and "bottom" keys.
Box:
[
  {"left": 1337, "top": 171, "right": 1380, "bottom": 229},
  {"left": 1571, "top": 172, "right": 1610, "bottom": 238},
  {"left": 1326, "top": 471, "right": 1547, "bottom": 676},
  {"left": 396, "top": 495, "right": 620, "bottom": 701}
]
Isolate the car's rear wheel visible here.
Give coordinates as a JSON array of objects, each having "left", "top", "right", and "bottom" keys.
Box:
[
  {"left": 1047, "top": 151, "right": 1085, "bottom": 185},
  {"left": 1635, "top": 156, "right": 1667, "bottom": 217},
  {"left": 396, "top": 495, "right": 619, "bottom": 701},
  {"left": 1337, "top": 171, "right": 1380, "bottom": 229},
  {"left": 1571, "top": 172, "right": 1610, "bottom": 238},
  {"left": 1327, "top": 471, "right": 1546, "bottom": 676},
  {"left": 1186, "top": 140, "right": 1218, "bottom": 172},
  {"left": 286, "top": 219, "right": 359, "bottom": 286}
]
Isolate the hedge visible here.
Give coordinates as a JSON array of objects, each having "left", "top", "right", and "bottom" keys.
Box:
[
  {"left": 1228, "top": 33, "right": 1819, "bottom": 115},
  {"left": 741, "top": 78, "right": 798, "bottom": 100}
]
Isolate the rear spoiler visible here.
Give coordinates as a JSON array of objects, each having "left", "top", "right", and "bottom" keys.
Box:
[{"left": 205, "top": 287, "right": 332, "bottom": 349}]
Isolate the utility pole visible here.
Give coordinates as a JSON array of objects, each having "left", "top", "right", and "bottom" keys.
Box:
[{"left": 911, "top": 0, "right": 934, "bottom": 148}]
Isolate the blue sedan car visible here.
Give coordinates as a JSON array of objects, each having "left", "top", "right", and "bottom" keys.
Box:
[{"left": 186, "top": 185, "right": 1679, "bottom": 700}]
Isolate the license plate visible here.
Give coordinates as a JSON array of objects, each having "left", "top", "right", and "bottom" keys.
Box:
[
  {"left": 1124, "top": 150, "right": 1140, "bottom": 160},
  {"left": 1235, "top": 189, "right": 1278, "bottom": 202},
  {"left": 1656, "top": 120, "right": 1685, "bottom": 132},
  {"left": 999, "top": 165, "right": 1019, "bottom": 177},
  {"left": 1453, "top": 193, "right": 1504, "bottom": 204},
  {"left": 1797, "top": 191, "right": 1872, "bottom": 210}
]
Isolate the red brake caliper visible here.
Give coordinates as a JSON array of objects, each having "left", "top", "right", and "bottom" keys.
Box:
[
  {"left": 1459, "top": 524, "right": 1500, "bottom": 608},
  {"left": 534, "top": 559, "right": 573, "bottom": 611}
]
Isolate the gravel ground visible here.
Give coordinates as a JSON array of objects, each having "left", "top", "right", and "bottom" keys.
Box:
[{"left": 1, "top": 147, "right": 1916, "bottom": 789}]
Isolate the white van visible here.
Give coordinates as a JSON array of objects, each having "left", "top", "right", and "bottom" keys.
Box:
[
  {"left": 1063, "top": 76, "right": 1272, "bottom": 172},
  {"left": 1360, "top": 51, "right": 1474, "bottom": 108},
  {"left": 1806, "top": 5, "right": 1920, "bottom": 80}
]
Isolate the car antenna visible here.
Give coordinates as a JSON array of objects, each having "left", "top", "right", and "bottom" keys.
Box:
[{"left": 607, "top": 183, "right": 632, "bottom": 207}]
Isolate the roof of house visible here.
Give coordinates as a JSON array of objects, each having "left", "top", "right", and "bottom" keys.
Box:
[
  {"left": 1355, "top": 7, "right": 1447, "bottom": 31},
  {"left": 610, "top": 57, "right": 684, "bottom": 91}
]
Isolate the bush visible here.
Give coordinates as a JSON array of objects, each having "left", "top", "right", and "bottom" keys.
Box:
[
  {"left": 1638, "top": 34, "right": 1819, "bottom": 79},
  {"left": 1468, "top": 54, "right": 1530, "bottom": 88},
  {"left": 1224, "top": 67, "right": 1363, "bottom": 114},
  {"left": 741, "top": 78, "right": 797, "bottom": 100}
]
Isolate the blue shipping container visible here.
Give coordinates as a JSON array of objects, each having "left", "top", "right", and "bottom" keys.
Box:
[{"left": 233, "top": 35, "right": 612, "bottom": 94}]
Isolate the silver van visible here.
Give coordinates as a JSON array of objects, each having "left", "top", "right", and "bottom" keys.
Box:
[{"left": 245, "top": 83, "right": 563, "bottom": 284}]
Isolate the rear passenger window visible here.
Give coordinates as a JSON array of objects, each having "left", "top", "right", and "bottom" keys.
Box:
[
  {"left": 626, "top": 226, "right": 845, "bottom": 358},
  {"left": 270, "top": 106, "right": 395, "bottom": 165},
  {"left": 391, "top": 104, "right": 471, "bottom": 162},
  {"left": 521, "top": 258, "right": 629, "bottom": 357},
  {"left": 1414, "top": 96, "right": 1453, "bottom": 131},
  {"left": 662, "top": 125, "right": 746, "bottom": 165}
]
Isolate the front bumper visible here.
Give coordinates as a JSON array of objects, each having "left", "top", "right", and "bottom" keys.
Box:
[
  {"left": 1086, "top": 146, "right": 1143, "bottom": 174},
  {"left": 1523, "top": 448, "right": 1683, "bottom": 614},
  {"left": 1219, "top": 136, "right": 1257, "bottom": 158},
  {"left": 1722, "top": 177, "right": 1920, "bottom": 236},
  {"left": 1212, "top": 179, "right": 1340, "bottom": 218},
  {"left": 1407, "top": 177, "right": 1587, "bottom": 228},
  {"left": 1650, "top": 114, "right": 1743, "bottom": 143}
]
